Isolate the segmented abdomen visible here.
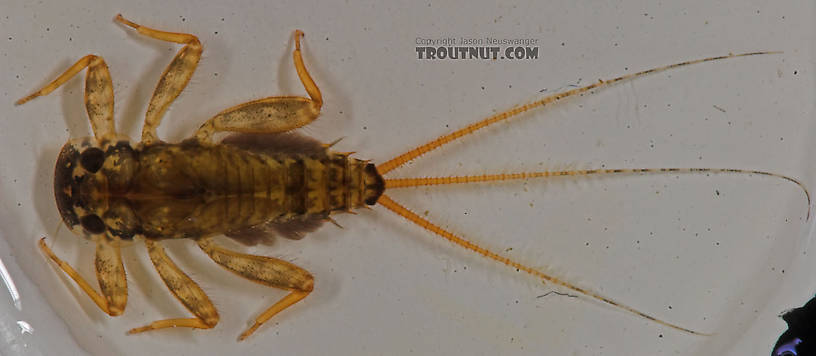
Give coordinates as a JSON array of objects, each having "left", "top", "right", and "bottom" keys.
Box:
[{"left": 129, "top": 141, "right": 381, "bottom": 240}]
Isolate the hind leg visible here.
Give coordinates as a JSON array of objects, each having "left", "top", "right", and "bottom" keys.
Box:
[
  {"left": 194, "top": 30, "right": 323, "bottom": 143},
  {"left": 196, "top": 237, "right": 313, "bottom": 341}
]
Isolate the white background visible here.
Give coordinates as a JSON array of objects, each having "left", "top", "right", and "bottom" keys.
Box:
[{"left": 1, "top": 1, "right": 814, "bottom": 355}]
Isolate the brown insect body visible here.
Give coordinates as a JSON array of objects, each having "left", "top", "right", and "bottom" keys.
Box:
[
  {"left": 55, "top": 135, "right": 384, "bottom": 244},
  {"left": 20, "top": 14, "right": 811, "bottom": 342}
]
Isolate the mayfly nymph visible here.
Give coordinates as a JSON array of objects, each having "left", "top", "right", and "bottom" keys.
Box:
[{"left": 17, "top": 14, "right": 810, "bottom": 341}]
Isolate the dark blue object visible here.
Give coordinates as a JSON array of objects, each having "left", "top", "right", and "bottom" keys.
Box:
[{"left": 773, "top": 295, "right": 816, "bottom": 356}]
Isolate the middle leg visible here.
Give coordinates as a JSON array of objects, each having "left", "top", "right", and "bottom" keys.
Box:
[
  {"left": 115, "top": 14, "right": 203, "bottom": 145},
  {"left": 128, "top": 239, "right": 219, "bottom": 334}
]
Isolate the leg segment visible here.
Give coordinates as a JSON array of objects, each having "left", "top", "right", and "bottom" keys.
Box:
[
  {"left": 114, "top": 14, "right": 203, "bottom": 145},
  {"left": 196, "top": 237, "right": 313, "bottom": 341},
  {"left": 17, "top": 55, "right": 117, "bottom": 144},
  {"left": 292, "top": 30, "right": 323, "bottom": 110},
  {"left": 128, "top": 239, "right": 218, "bottom": 334},
  {"left": 38, "top": 236, "right": 127, "bottom": 316},
  {"left": 194, "top": 30, "right": 322, "bottom": 143}
]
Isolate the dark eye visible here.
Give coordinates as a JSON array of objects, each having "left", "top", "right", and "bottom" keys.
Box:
[
  {"left": 80, "top": 147, "right": 105, "bottom": 173},
  {"left": 80, "top": 214, "right": 106, "bottom": 234}
]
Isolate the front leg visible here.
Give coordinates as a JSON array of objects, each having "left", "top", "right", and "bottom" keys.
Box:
[
  {"left": 195, "top": 30, "right": 323, "bottom": 143},
  {"left": 16, "top": 55, "right": 117, "bottom": 144},
  {"left": 115, "top": 14, "right": 203, "bottom": 145},
  {"left": 39, "top": 236, "right": 127, "bottom": 316}
]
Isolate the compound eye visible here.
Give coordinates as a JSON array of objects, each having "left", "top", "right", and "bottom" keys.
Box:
[
  {"left": 80, "top": 147, "right": 105, "bottom": 173},
  {"left": 79, "top": 214, "right": 106, "bottom": 234}
]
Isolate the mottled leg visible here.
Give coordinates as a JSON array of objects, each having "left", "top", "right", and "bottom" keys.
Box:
[
  {"left": 38, "top": 236, "right": 127, "bottom": 316},
  {"left": 195, "top": 30, "right": 322, "bottom": 143},
  {"left": 128, "top": 239, "right": 219, "bottom": 334},
  {"left": 114, "top": 14, "right": 203, "bottom": 145},
  {"left": 196, "top": 237, "right": 313, "bottom": 341},
  {"left": 16, "top": 55, "right": 117, "bottom": 144}
]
